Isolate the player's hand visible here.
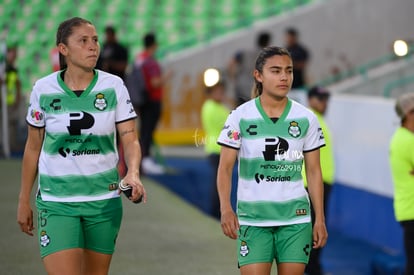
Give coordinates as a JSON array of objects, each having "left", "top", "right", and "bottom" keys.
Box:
[
  {"left": 17, "top": 201, "right": 34, "bottom": 236},
  {"left": 312, "top": 220, "right": 328, "bottom": 248},
  {"left": 120, "top": 174, "right": 147, "bottom": 203},
  {"left": 220, "top": 210, "right": 239, "bottom": 239}
]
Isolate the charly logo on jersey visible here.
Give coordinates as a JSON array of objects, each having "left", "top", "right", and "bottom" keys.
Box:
[
  {"left": 288, "top": 121, "right": 301, "bottom": 138},
  {"left": 246, "top": 124, "right": 258, "bottom": 135},
  {"left": 94, "top": 93, "right": 107, "bottom": 111},
  {"left": 40, "top": 230, "right": 51, "bottom": 247},
  {"left": 303, "top": 244, "right": 310, "bottom": 256},
  {"left": 49, "top": 98, "right": 62, "bottom": 111}
]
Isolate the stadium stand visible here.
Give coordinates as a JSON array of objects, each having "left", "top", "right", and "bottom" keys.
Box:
[{"left": 0, "top": 0, "right": 314, "bottom": 93}]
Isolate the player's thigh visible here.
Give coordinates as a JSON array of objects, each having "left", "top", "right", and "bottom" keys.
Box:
[
  {"left": 42, "top": 248, "right": 83, "bottom": 275},
  {"left": 82, "top": 198, "right": 123, "bottom": 255},
  {"left": 82, "top": 249, "right": 113, "bottom": 275},
  {"left": 36, "top": 199, "right": 84, "bottom": 258},
  {"left": 240, "top": 262, "right": 272, "bottom": 275},
  {"left": 238, "top": 226, "right": 274, "bottom": 267},
  {"left": 274, "top": 222, "right": 312, "bottom": 264},
  {"left": 277, "top": 262, "right": 306, "bottom": 275}
]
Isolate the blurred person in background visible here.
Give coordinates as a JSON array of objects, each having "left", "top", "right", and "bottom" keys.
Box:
[
  {"left": 96, "top": 25, "right": 128, "bottom": 81},
  {"left": 136, "top": 32, "right": 172, "bottom": 175},
  {"left": 0, "top": 44, "right": 23, "bottom": 154},
  {"left": 284, "top": 27, "right": 309, "bottom": 90},
  {"left": 96, "top": 25, "right": 129, "bottom": 176},
  {"left": 228, "top": 32, "right": 272, "bottom": 106},
  {"left": 50, "top": 46, "right": 60, "bottom": 72},
  {"left": 17, "top": 17, "right": 146, "bottom": 275},
  {"left": 201, "top": 79, "right": 230, "bottom": 219},
  {"left": 389, "top": 92, "right": 414, "bottom": 275},
  {"left": 303, "top": 86, "right": 335, "bottom": 275}
]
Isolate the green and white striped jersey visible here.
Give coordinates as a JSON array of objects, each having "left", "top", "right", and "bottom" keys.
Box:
[
  {"left": 26, "top": 70, "right": 137, "bottom": 202},
  {"left": 218, "top": 97, "right": 325, "bottom": 226}
]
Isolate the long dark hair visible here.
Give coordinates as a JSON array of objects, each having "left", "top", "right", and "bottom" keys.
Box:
[
  {"left": 251, "top": 46, "right": 292, "bottom": 98},
  {"left": 56, "top": 17, "right": 93, "bottom": 70}
]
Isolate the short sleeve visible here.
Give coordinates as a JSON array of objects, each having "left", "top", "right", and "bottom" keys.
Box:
[
  {"left": 217, "top": 109, "right": 242, "bottom": 149},
  {"left": 26, "top": 82, "right": 45, "bottom": 127},
  {"left": 116, "top": 82, "right": 137, "bottom": 123},
  {"left": 303, "top": 113, "right": 325, "bottom": 152}
]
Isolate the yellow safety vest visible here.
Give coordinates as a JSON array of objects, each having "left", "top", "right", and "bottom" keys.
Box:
[{"left": 6, "top": 70, "right": 18, "bottom": 105}]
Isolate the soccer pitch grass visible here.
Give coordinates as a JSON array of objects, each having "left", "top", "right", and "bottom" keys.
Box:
[{"left": 1, "top": 159, "right": 238, "bottom": 275}]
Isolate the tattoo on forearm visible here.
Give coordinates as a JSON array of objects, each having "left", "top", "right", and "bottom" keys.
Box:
[{"left": 120, "top": 129, "right": 134, "bottom": 137}]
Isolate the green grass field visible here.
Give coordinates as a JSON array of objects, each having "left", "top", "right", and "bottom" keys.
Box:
[{"left": 0, "top": 159, "right": 239, "bottom": 275}]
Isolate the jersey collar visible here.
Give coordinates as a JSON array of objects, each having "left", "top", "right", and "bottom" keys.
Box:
[
  {"left": 57, "top": 69, "right": 98, "bottom": 98},
  {"left": 255, "top": 96, "right": 292, "bottom": 124}
]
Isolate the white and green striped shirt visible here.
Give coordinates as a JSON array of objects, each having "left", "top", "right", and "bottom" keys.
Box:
[
  {"left": 26, "top": 70, "right": 137, "bottom": 202},
  {"left": 218, "top": 97, "right": 325, "bottom": 226}
]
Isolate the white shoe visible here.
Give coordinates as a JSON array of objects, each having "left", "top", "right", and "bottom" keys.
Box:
[{"left": 142, "top": 157, "right": 165, "bottom": 175}]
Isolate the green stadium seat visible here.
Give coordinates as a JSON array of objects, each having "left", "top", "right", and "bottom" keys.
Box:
[
  {"left": 134, "top": 1, "right": 156, "bottom": 18},
  {"left": 160, "top": 0, "right": 184, "bottom": 17},
  {"left": 2, "top": 0, "right": 21, "bottom": 19},
  {"left": 1, "top": 0, "right": 315, "bottom": 94},
  {"left": 0, "top": 5, "right": 6, "bottom": 20}
]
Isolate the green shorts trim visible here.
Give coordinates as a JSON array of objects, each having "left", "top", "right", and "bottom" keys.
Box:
[
  {"left": 36, "top": 197, "right": 123, "bottom": 258},
  {"left": 237, "top": 223, "right": 312, "bottom": 267}
]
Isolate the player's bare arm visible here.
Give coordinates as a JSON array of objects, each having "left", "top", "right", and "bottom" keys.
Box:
[
  {"left": 217, "top": 146, "right": 239, "bottom": 239},
  {"left": 304, "top": 149, "right": 328, "bottom": 248},
  {"left": 17, "top": 126, "right": 44, "bottom": 236},
  {"left": 117, "top": 119, "right": 147, "bottom": 203}
]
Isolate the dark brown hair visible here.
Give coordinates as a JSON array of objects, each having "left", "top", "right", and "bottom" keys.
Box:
[
  {"left": 56, "top": 17, "right": 93, "bottom": 70},
  {"left": 251, "top": 46, "right": 292, "bottom": 98},
  {"left": 143, "top": 32, "right": 157, "bottom": 49}
]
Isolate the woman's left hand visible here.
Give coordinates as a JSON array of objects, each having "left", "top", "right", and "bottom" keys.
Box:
[
  {"left": 120, "top": 173, "right": 147, "bottom": 203},
  {"left": 312, "top": 220, "right": 328, "bottom": 248}
]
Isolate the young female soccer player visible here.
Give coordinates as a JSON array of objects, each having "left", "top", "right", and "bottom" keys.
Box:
[
  {"left": 217, "top": 46, "right": 327, "bottom": 275},
  {"left": 17, "top": 17, "right": 146, "bottom": 275}
]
